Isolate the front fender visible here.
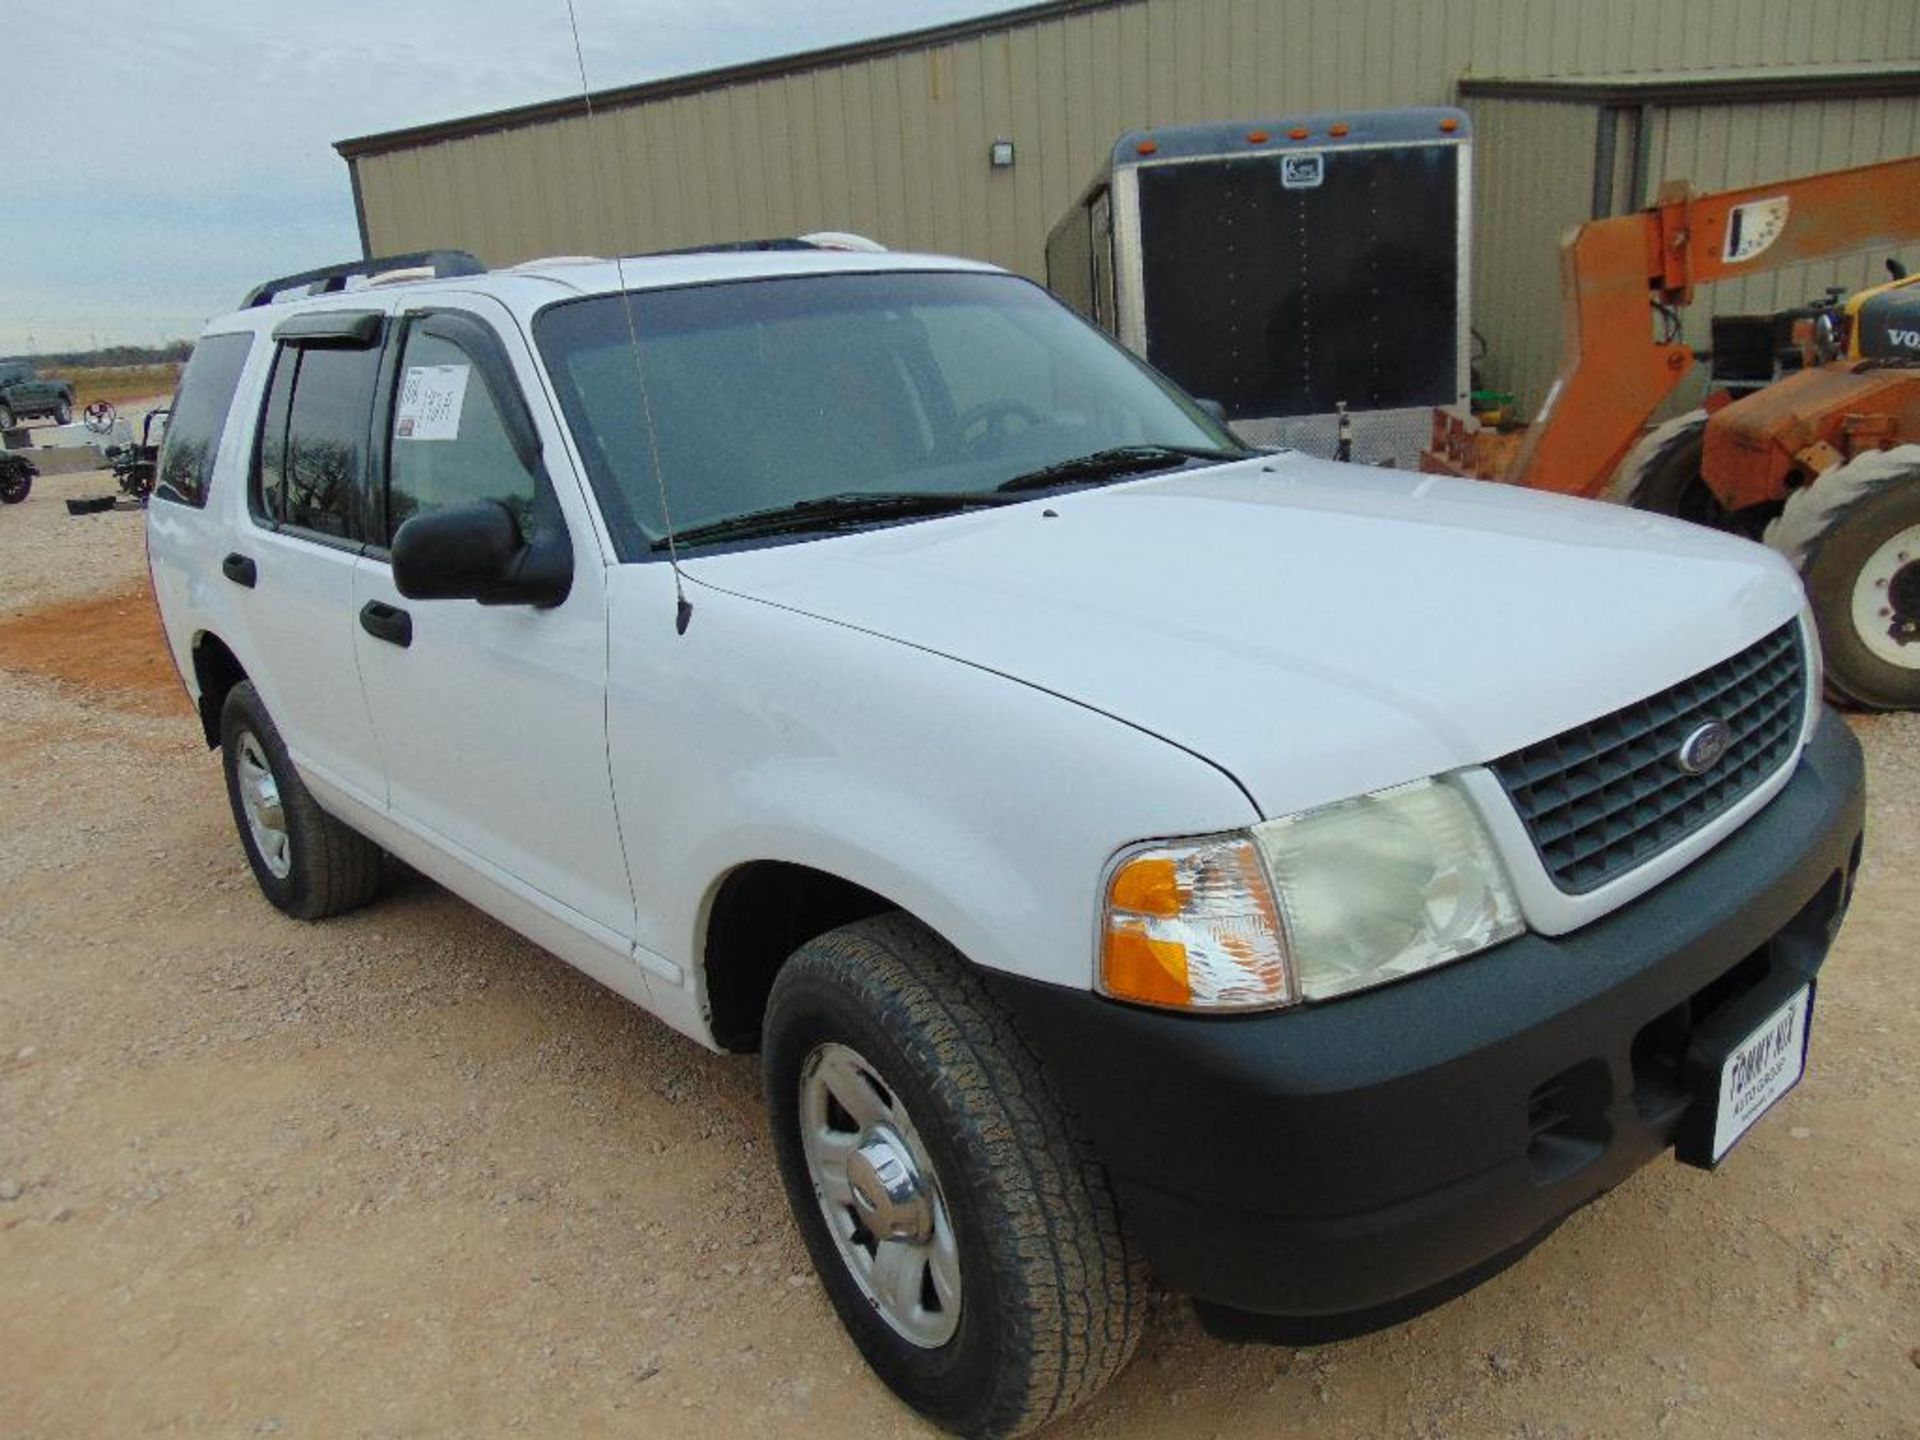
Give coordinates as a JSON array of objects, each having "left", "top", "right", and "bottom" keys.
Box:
[
  {"left": 606, "top": 568, "right": 1259, "bottom": 998},
  {"left": 682, "top": 764, "right": 1049, "bottom": 1002}
]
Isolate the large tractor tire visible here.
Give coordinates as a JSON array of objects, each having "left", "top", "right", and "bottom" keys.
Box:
[
  {"left": 1767, "top": 444, "right": 1920, "bottom": 710},
  {"left": 1607, "top": 409, "right": 1733, "bottom": 530}
]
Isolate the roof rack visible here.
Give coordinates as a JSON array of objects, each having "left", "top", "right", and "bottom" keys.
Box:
[
  {"left": 640, "top": 237, "right": 821, "bottom": 258},
  {"left": 637, "top": 233, "right": 886, "bottom": 258},
  {"left": 240, "top": 250, "right": 486, "bottom": 309}
]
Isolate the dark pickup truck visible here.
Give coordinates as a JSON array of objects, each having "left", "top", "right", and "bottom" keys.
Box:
[{"left": 0, "top": 361, "right": 75, "bottom": 429}]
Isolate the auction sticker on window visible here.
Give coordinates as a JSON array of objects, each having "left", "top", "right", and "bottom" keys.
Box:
[
  {"left": 394, "top": 364, "right": 470, "bottom": 441},
  {"left": 1710, "top": 985, "right": 1811, "bottom": 1162}
]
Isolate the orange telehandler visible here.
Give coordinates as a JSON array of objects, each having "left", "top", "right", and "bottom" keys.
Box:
[{"left": 1424, "top": 153, "right": 1920, "bottom": 709}]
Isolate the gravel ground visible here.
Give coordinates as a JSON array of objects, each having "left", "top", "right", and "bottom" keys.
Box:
[{"left": 2, "top": 469, "right": 1917, "bottom": 1438}]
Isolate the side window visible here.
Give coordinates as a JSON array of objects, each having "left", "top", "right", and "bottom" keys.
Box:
[
  {"left": 252, "top": 342, "right": 381, "bottom": 540},
  {"left": 386, "top": 326, "right": 543, "bottom": 545},
  {"left": 155, "top": 332, "right": 253, "bottom": 507}
]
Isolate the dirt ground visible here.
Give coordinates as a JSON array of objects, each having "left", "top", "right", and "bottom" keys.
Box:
[{"left": 2, "top": 465, "right": 1917, "bottom": 1440}]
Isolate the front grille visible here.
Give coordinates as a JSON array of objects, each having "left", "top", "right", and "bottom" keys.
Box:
[{"left": 1492, "top": 623, "right": 1806, "bottom": 894}]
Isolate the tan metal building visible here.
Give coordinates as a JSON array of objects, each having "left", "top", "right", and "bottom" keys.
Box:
[{"left": 336, "top": 0, "right": 1920, "bottom": 411}]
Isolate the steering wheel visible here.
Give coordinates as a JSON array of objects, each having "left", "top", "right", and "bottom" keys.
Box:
[
  {"left": 83, "top": 401, "right": 117, "bottom": 434},
  {"left": 956, "top": 399, "right": 1042, "bottom": 456}
]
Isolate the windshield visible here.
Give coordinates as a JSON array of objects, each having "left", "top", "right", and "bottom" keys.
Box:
[{"left": 534, "top": 269, "right": 1239, "bottom": 556}]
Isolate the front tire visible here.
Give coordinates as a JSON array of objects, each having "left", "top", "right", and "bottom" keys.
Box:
[
  {"left": 53, "top": 399, "right": 73, "bottom": 426},
  {"left": 1767, "top": 445, "right": 1920, "bottom": 710},
  {"left": 0, "top": 403, "right": 15, "bottom": 430},
  {"left": 763, "top": 915, "right": 1144, "bottom": 1437},
  {"left": 220, "top": 681, "right": 384, "bottom": 918}
]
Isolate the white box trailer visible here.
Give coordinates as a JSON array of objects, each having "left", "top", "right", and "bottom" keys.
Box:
[{"left": 1046, "top": 107, "right": 1472, "bottom": 466}]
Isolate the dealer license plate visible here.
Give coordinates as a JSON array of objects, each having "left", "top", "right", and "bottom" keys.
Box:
[{"left": 1708, "top": 985, "right": 1812, "bottom": 1163}]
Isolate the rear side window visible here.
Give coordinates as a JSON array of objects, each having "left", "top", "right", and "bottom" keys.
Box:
[
  {"left": 253, "top": 342, "right": 382, "bottom": 540},
  {"left": 155, "top": 332, "right": 253, "bottom": 507}
]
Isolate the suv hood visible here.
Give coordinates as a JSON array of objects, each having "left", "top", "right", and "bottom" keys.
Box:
[{"left": 686, "top": 454, "right": 1805, "bottom": 818}]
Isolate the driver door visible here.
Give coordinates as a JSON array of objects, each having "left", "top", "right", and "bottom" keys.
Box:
[{"left": 350, "top": 295, "right": 635, "bottom": 945}]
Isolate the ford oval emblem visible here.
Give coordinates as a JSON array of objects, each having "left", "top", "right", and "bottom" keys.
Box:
[{"left": 1675, "top": 719, "right": 1733, "bottom": 775}]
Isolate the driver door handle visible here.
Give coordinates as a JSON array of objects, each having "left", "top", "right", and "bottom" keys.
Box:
[
  {"left": 359, "top": 600, "right": 413, "bottom": 649},
  {"left": 221, "top": 553, "right": 257, "bottom": 588}
]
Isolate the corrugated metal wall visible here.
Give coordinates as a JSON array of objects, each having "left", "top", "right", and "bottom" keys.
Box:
[
  {"left": 1463, "top": 96, "right": 1597, "bottom": 416},
  {"left": 349, "top": 0, "right": 1920, "bottom": 407}
]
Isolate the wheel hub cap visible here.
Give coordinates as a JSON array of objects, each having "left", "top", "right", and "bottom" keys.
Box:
[
  {"left": 798, "top": 1041, "right": 962, "bottom": 1348},
  {"left": 846, "top": 1128, "right": 934, "bottom": 1244},
  {"left": 236, "top": 731, "right": 292, "bottom": 878}
]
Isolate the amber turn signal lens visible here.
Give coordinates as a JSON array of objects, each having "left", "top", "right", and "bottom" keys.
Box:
[
  {"left": 1102, "top": 924, "right": 1191, "bottom": 1007},
  {"left": 1288, "top": 126, "right": 1310, "bottom": 140},
  {"left": 1245, "top": 129, "right": 1270, "bottom": 144},
  {"left": 1135, "top": 139, "right": 1159, "bottom": 155},
  {"left": 1439, "top": 117, "right": 1459, "bottom": 132},
  {"left": 1108, "top": 855, "right": 1181, "bottom": 916},
  {"left": 1099, "top": 838, "right": 1293, "bottom": 1012},
  {"left": 1329, "top": 122, "right": 1350, "bottom": 138}
]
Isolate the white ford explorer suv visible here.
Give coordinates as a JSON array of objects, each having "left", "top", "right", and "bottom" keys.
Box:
[{"left": 148, "top": 245, "right": 1865, "bottom": 1437}]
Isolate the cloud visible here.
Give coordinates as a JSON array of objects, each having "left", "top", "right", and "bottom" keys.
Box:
[{"left": 1, "top": 0, "right": 1007, "bottom": 353}]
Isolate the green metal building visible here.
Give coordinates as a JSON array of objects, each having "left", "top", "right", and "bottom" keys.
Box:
[{"left": 336, "top": 0, "right": 1920, "bottom": 412}]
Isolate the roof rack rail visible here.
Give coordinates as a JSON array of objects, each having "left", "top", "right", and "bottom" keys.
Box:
[
  {"left": 240, "top": 250, "right": 486, "bottom": 309},
  {"left": 634, "top": 233, "right": 886, "bottom": 259},
  {"left": 640, "top": 237, "right": 822, "bottom": 258}
]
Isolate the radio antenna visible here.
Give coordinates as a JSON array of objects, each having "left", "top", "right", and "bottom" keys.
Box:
[{"left": 561, "top": 0, "right": 692, "bottom": 634}]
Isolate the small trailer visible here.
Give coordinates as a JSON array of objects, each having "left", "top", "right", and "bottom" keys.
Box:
[{"left": 1046, "top": 107, "right": 1472, "bottom": 465}]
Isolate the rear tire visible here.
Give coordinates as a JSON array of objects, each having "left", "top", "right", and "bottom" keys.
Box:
[
  {"left": 1611, "top": 410, "right": 1731, "bottom": 529},
  {"left": 1766, "top": 445, "right": 1920, "bottom": 710},
  {"left": 0, "top": 403, "right": 15, "bottom": 430},
  {"left": 762, "top": 914, "right": 1144, "bottom": 1437},
  {"left": 220, "top": 681, "right": 384, "bottom": 918},
  {"left": 53, "top": 400, "right": 72, "bottom": 426}
]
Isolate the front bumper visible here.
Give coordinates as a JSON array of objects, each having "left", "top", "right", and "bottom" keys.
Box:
[{"left": 984, "top": 708, "right": 1865, "bottom": 1341}]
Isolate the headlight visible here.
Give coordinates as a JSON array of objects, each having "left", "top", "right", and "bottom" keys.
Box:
[
  {"left": 1099, "top": 778, "right": 1523, "bottom": 1012},
  {"left": 1253, "top": 778, "right": 1523, "bottom": 1002}
]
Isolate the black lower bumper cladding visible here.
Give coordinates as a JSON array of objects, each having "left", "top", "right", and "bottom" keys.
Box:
[{"left": 985, "top": 708, "right": 1865, "bottom": 1341}]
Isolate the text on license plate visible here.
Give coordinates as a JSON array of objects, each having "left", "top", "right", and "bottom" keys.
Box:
[{"left": 1711, "top": 985, "right": 1812, "bottom": 1163}]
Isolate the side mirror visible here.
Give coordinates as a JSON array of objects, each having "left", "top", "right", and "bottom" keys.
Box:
[{"left": 391, "top": 500, "right": 572, "bottom": 608}]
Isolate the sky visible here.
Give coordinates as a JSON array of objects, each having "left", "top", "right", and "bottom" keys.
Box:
[{"left": 1, "top": 0, "right": 1010, "bottom": 356}]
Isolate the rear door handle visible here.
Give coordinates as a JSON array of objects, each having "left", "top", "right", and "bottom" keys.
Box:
[
  {"left": 221, "top": 553, "right": 257, "bottom": 588},
  {"left": 358, "top": 599, "right": 413, "bottom": 648}
]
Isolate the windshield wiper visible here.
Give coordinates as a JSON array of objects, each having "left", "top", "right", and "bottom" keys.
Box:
[
  {"left": 994, "top": 444, "right": 1247, "bottom": 494},
  {"left": 654, "top": 490, "right": 1011, "bottom": 550}
]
